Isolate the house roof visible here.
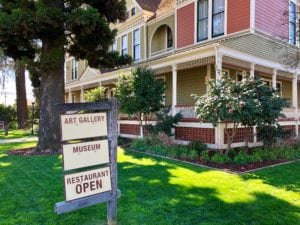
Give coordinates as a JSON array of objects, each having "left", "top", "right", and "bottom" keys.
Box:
[{"left": 136, "top": 0, "right": 175, "bottom": 14}]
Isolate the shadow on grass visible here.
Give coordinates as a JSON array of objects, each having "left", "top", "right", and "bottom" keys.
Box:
[{"left": 0, "top": 149, "right": 299, "bottom": 225}]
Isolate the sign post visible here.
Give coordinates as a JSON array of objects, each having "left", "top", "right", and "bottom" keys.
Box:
[{"left": 54, "top": 100, "right": 120, "bottom": 225}]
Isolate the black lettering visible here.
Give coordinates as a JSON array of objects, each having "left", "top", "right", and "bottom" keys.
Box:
[{"left": 75, "top": 184, "right": 82, "bottom": 194}]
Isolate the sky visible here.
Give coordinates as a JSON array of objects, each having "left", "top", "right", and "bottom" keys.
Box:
[{"left": 0, "top": 70, "right": 34, "bottom": 106}]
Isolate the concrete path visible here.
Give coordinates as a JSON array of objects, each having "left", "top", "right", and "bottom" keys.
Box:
[{"left": 0, "top": 136, "right": 38, "bottom": 144}]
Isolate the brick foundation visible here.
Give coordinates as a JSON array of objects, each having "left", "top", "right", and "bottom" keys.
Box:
[
  {"left": 120, "top": 124, "right": 140, "bottom": 135},
  {"left": 175, "top": 127, "right": 215, "bottom": 144},
  {"left": 224, "top": 128, "right": 254, "bottom": 144}
]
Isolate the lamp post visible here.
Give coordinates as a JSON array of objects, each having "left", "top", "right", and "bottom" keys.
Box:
[{"left": 31, "top": 102, "right": 35, "bottom": 135}]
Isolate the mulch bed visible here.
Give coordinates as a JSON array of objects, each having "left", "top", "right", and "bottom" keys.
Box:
[
  {"left": 197, "top": 159, "right": 288, "bottom": 172},
  {"left": 8, "top": 148, "right": 60, "bottom": 156}
]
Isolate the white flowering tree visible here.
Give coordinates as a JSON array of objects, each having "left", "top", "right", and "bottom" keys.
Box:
[{"left": 194, "top": 74, "right": 288, "bottom": 153}]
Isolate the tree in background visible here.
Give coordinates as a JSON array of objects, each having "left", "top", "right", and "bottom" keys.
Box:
[
  {"left": 194, "top": 74, "right": 288, "bottom": 153},
  {"left": 84, "top": 87, "right": 108, "bottom": 102},
  {"left": 0, "top": 104, "right": 17, "bottom": 136},
  {"left": 115, "top": 67, "right": 166, "bottom": 138},
  {"left": 0, "top": 0, "right": 128, "bottom": 152}
]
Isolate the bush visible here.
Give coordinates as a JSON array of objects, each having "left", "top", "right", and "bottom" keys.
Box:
[
  {"left": 130, "top": 139, "right": 147, "bottom": 151},
  {"left": 233, "top": 150, "right": 250, "bottom": 165},
  {"left": 211, "top": 152, "right": 231, "bottom": 164},
  {"left": 200, "top": 151, "right": 210, "bottom": 161},
  {"left": 188, "top": 140, "right": 207, "bottom": 155},
  {"left": 257, "top": 125, "right": 292, "bottom": 149}
]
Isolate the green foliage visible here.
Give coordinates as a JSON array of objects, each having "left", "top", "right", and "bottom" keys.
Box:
[
  {"left": 116, "top": 67, "right": 166, "bottom": 117},
  {"left": 188, "top": 140, "right": 207, "bottom": 155},
  {"left": 194, "top": 74, "right": 288, "bottom": 151},
  {"left": 146, "top": 107, "right": 183, "bottom": 137},
  {"left": 84, "top": 87, "right": 108, "bottom": 102},
  {"left": 194, "top": 75, "right": 288, "bottom": 127},
  {"left": 257, "top": 125, "right": 292, "bottom": 149},
  {"left": 0, "top": 104, "right": 17, "bottom": 135},
  {"left": 233, "top": 150, "right": 250, "bottom": 165},
  {"left": 210, "top": 152, "right": 232, "bottom": 164},
  {"left": 200, "top": 150, "right": 211, "bottom": 161}
]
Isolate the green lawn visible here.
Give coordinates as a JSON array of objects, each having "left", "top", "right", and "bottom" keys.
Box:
[
  {"left": 0, "top": 129, "right": 33, "bottom": 139},
  {"left": 0, "top": 142, "right": 299, "bottom": 225}
]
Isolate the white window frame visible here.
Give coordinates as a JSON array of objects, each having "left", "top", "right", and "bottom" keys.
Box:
[
  {"left": 121, "top": 35, "right": 128, "bottom": 56},
  {"left": 133, "top": 28, "right": 141, "bottom": 61},
  {"left": 71, "top": 59, "right": 78, "bottom": 80},
  {"left": 196, "top": 0, "right": 226, "bottom": 43}
]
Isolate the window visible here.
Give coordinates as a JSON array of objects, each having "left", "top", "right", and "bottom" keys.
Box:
[
  {"left": 121, "top": 35, "right": 128, "bottom": 56},
  {"left": 212, "top": 0, "right": 225, "bottom": 37},
  {"left": 131, "top": 7, "right": 136, "bottom": 16},
  {"left": 235, "top": 71, "right": 250, "bottom": 82},
  {"left": 133, "top": 29, "right": 140, "bottom": 61},
  {"left": 197, "top": 0, "right": 208, "bottom": 41},
  {"left": 112, "top": 39, "right": 117, "bottom": 52},
  {"left": 289, "top": 1, "right": 296, "bottom": 45},
  {"left": 72, "top": 94, "right": 76, "bottom": 103},
  {"left": 167, "top": 27, "right": 173, "bottom": 48},
  {"left": 262, "top": 78, "right": 282, "bottom": 96},
  {"left": 71, "top": 59, "right": 78, "bottom": 80}
]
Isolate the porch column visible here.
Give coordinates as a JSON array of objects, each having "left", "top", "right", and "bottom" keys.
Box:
[
  {"left": 215, "top": 50, "right": 223, "bottom": 82},
  {"left": 272, "top": 69, "right": 277, "bottom": 89},
  {"left": 172, "top": 64, "right": 177, "bottom": 116},
  {"left": 68, "top": 89, "right": 72, "bottom": 103},
  {"left": 292, "top": 74, "right": 298, "bottom": 137},
  {"left": 250, "top": 63, "right": 255, "bottom": 78},
  {"left": 80, "top": 86, "right": 85, "bottom": 103}
]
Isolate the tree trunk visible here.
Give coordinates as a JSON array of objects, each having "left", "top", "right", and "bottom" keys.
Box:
[
  {"left": 4, "top": 124, "right": 8, "bottom": 136},
  {"left": 37, "top": 38, "right": 65, "bottom": 152},
  {"left": 15, "top": 60, "right": 28, "bottom": 129}
]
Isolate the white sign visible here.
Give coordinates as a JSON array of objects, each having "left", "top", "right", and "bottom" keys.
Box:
[
  {"left": 64, "top": 167, "right": 112, "bottom": 201},
  {"left": 62, "top": 140, "right": 109, "bottom": 171},
  {"left": 61, "top": 113, "right": 107, "bottom": 141}
]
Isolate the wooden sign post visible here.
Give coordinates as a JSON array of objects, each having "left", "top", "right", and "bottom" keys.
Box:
[{"left": 55, "top": 100, "right": 120, "bottom": 225}]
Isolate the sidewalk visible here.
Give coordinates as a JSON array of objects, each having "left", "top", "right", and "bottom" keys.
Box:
[{"left": 0, "top": 136, "right": 38, "bottom": 144}]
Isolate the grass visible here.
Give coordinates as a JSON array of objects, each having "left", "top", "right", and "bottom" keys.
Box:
[
  {"left": 0, "top": 129, "right": 33, "bottom": 140},
  {"left": 0, "top": 142, "right": 299, "bottom": 225}
]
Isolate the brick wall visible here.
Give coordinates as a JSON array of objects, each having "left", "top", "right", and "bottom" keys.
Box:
[
  {"left": 120, "top": 124, "right": 140, "bottom": 135},
  {"left": 175, "top": 127, "right": 215, "bottom": 144},
  {"left": 224, "top": 127, "right": 254, "bottom": 144}
]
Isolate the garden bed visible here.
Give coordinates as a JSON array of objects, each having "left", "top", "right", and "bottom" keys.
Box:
[
  {"left": 129, "top": 138, "right": 300, "bottom": 173},
  {"left": 8, "top": 147, "right": 60, "bottom": 156}
]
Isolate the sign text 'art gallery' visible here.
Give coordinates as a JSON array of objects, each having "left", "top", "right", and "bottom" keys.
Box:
[{"left": 61, "top": 113, "right": 108, "bottom": 141}]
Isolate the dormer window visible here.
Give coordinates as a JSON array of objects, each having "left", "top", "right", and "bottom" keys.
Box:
[{"left": 131, "top": 7, "right": 136, "bottom": 16}]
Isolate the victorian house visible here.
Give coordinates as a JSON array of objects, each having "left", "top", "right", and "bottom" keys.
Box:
[{"left": 64, "top": 0, "right": 300, "bottom": 149}]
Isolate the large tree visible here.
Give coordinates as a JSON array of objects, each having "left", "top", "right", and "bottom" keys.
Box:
[{"left": 0, "top": 0, "right": 127, "bottom": 152}]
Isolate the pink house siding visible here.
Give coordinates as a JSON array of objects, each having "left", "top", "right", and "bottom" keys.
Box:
[
  {"left": 255, "top": 0, "right": 289, "bottom": 40},
  {"left": 177, "top": 3, "right": 195, "bottom": 48},
  {"left": 227, "top": 0, "right": 250, "bottom": 34}
]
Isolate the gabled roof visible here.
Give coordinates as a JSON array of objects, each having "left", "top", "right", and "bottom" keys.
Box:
[{"left": 136, "top": 0, "right": 174, "bottom": 14}]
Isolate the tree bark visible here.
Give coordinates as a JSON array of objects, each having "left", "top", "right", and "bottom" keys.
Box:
[
  {"left": 15, "top": 60, "right": 28, "bottom": 129},
  {"left": 37, "top": 38, "right": 65, "bottom": 152}
]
